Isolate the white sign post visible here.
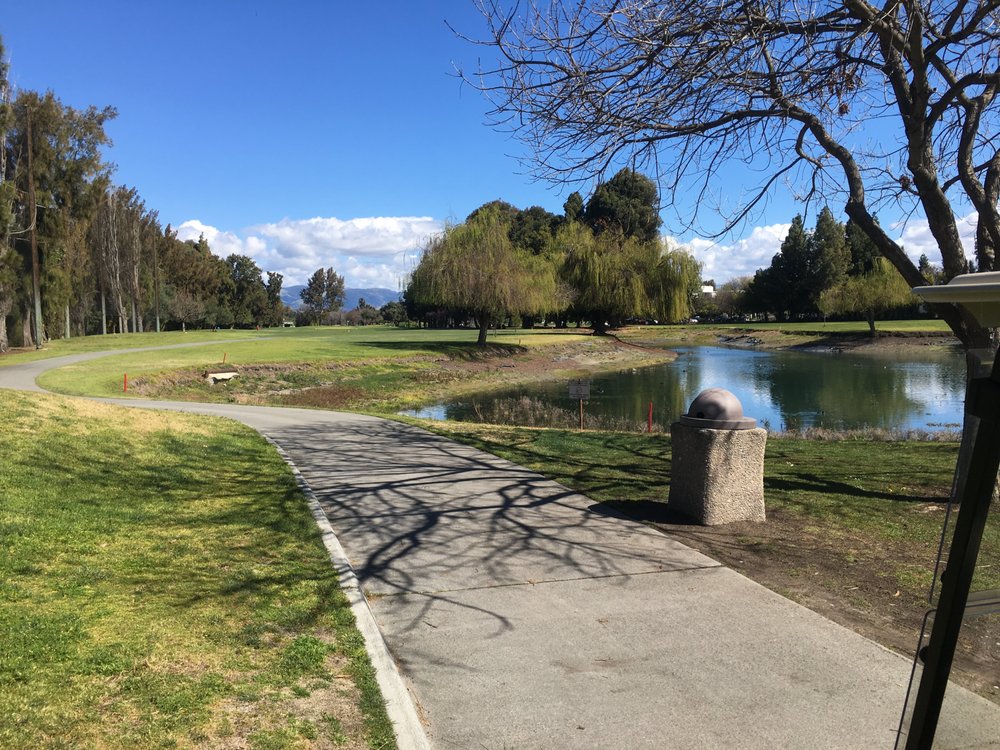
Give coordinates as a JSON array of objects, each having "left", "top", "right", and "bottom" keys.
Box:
[{"left": 568, "top": 379, "right": 591, "bottom": 429}]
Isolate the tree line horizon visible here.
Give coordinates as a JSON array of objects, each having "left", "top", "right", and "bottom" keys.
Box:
[{"left": 3, "top": 0, "right": 990, "bottom": 350}]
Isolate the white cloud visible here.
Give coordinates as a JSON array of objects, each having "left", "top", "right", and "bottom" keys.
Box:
[
  {"left": 679, "top": 223, "right": 792, "bottom": 283},
  {"left": 176, "top": 215, "right": 443, "bottom": 288},
  {"left": 894, "top": 211, "right": 977, "bottom": 266},
  {"left": 677, "top": 211, "right": 980, "bottom": 283}
]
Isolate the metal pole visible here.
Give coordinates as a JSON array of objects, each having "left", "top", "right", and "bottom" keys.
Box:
[{"left": 903, "top": 350, "right": 1000, "bottom": 748}]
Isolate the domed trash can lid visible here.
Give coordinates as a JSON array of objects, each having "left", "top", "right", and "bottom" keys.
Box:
[{"left": 679, "top": 388, "right": 757, "bottom": 430}]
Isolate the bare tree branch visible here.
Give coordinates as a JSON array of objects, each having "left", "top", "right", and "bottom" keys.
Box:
[{"left": 464, "top": 0, "right": 1000, "bottom": 346}]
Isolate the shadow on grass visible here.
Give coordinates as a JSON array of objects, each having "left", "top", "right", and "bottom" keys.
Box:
[
  {"left": 18, "top": 427, "right": 344, "bottom": 627},
  {"left": 766, "top": 474, "right": 949, "bottom": 504},
  {"left": 352, "top": 339, "right": 527, "bottom": 360}
]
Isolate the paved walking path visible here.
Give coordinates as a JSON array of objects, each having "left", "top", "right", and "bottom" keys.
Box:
[{"left": 3, "top": 351, "right": 999, "bottom": 749}]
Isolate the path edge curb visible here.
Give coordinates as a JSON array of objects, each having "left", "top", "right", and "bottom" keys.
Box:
[{"left": 264, "top": 436, "right": 432, "bottom": 750}]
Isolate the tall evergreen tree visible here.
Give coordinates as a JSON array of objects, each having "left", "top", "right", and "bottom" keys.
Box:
[
  {"left": 773, "top": 215, "right": 813, "bottom": 320},
  {"left": 846, "top": 218, "right": 881, "bottom": 276},
  {"left": 563, "top": 191, "right": 583, "bottom": 222},
  {"left": 0, "top": 38, "right": 16, "bottom": 350},
  {"left": 583, "top": 168, "right": 661, "bottom": 241},
  {"left": 8, "top": 90, "right": 114, "bottom": 344},
  {"left": 809, "top": 207, "right": 850, "bottom": 299}
]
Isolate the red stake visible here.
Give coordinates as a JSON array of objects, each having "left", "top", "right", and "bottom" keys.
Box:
[
  {"left": 124, "top": 373, "right": 128, "bottom": 393},
  {"left": 648, "top": 400, "right": 653, "bottom": 433}
]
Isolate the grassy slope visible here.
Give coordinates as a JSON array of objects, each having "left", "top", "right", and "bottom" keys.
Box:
[
  {"left": 0, "top": 392, "right": 394, "bottom": 749},
  {"left": 34, "top": 327, "right": 594, "bottom": 402}
]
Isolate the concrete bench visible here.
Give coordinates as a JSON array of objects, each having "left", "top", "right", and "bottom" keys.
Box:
[{"left": 206, "top": 371, "right": 238, "bottom": 384}]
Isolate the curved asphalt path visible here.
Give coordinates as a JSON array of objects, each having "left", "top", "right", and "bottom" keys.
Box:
[{"left": 3, "top": 348, "right": 999, "bottom": 749}]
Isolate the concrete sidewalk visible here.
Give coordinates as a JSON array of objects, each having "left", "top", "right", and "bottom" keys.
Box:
[{"left": 3, "top": 353, "right": 999, "bottom": 748}]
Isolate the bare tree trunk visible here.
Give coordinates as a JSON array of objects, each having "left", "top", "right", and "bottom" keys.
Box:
[
  {"left": 64, "top": 304, "right": 70, "bottom": 339},
  {"left": 21, "top": 303, "right": 33, "bottom": 349},
  {"left": 477, "top": 315, "right": 489, "bottom": 346},
  {"left": 100, "top": 289, "right": 107, "bottom": 335}
]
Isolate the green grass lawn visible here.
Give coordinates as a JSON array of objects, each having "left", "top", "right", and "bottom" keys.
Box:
[
  {"left": 32, "top": 326, "right": 594, "bottom": 401},
  {"left": 0, "top": 391, "right": 395, "bottom": 749}
]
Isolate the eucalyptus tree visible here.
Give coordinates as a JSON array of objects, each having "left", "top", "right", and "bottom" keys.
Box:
[
  {"left": 265, "top": 271, "right": 284, "bottom": 327},
  {"left": 7, "top": 90, "right": 114, "bottom": 343},
  {"left": 471, "top": 0, "right": 1000, "bottom": 348},
  {"left": 91, "top": 188, "right": 130, "bottom": 333},
  {"left": 0, "top": 38, "right": 15, "bottom": 350},
  {"left": 225, "top": 254, "right": 268, "bottom": 327}
]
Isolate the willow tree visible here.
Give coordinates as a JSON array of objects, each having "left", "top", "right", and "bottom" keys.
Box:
[
  {"left": 819, "top": 257, "right": 917, "bottom": 335},
  {"left": 470, "top": 0, "right": 1000, "bottom": 349},
  {"left": 409, "top": 205, "right": 557, "bottom": 345},
  {"left": 557, "top": 221, "right": 658, "bottom": 333},
  {"left": 651, "top": 241, "right": 703, "bottom": 323}
]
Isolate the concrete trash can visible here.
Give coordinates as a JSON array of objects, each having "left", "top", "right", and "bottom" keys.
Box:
[{"left": 668, "top": 388, "right": 766, "bottom": 525}]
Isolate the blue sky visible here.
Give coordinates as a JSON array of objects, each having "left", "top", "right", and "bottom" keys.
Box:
[{"left": 2, "top": 2, "right": 973, "bottom": 288}]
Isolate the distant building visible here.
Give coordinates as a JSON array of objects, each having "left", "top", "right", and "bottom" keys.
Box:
[{"left": 700, "top": 284, "right": 716, "bottom": 298}]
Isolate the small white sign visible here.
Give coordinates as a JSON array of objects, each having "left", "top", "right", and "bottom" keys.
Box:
[{"left": 568, "top": 379, "right": 591, "bottom": 400}]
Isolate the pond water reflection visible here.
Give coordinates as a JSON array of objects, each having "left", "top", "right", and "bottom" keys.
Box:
[{"left": 403, "top": 345, "right": 968, "bottom": 433}]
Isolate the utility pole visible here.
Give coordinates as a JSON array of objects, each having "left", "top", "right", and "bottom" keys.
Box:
[{"left": 26, "top": 106, "right": 42, "bottom": 349}]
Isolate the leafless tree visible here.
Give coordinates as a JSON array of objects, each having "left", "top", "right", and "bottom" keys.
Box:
[{"left": 466, "top": 0, "right": 1000, "bottom": 347}]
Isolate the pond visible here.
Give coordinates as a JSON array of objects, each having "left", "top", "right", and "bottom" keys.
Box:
[{"left": 402, "top": 345, "right": 969, "bottom": 433}]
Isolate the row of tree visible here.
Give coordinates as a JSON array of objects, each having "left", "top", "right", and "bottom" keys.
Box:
[
  {"left": 741, "top": 209, "right": 917, "bottom": 332},
  {"left": 471, "top": 0, "right": 999, "bottom": 353},
  {"left": 695, "top": 210, "right": 948, "bottom": 335},
  {"left": 404, "top": 169, "right": 703, "bottom": 343},
  {"left": 0, "top": 37, "right": 288, "bottom": 351}
]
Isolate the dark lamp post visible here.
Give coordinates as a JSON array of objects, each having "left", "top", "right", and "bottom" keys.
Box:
[{"left": 898, "top": 272, "right": 1000, "bottom": 749}]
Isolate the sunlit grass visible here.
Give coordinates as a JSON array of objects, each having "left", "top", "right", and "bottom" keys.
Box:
[
  {"left": 0, "top": 391, "right": 395, "bottom": 749},
  {"left": 32, "top": 326, "right": 594, "bottom": 398}
]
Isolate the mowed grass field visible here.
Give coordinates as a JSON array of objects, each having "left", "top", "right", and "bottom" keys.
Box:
[
  {"left": 31, "top": 326, "right": 594, "bottom": 404},
  {"left": 0, "top": 392, "right": 394, "bottom": 749}
]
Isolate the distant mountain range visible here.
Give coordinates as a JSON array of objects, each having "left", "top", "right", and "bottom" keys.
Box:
[{"left": 281, "top": 285, "right": 402, "bottom": 311}]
